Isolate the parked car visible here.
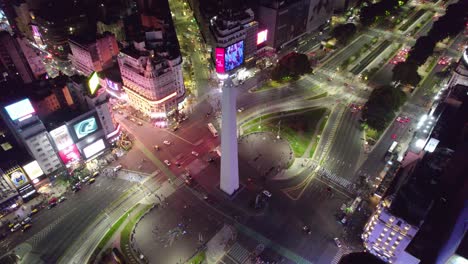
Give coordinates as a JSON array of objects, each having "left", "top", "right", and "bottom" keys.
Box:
[
  {"left": 21, "top": 224, "right": 32, "bottom": 232},
  {"left": 10, "top": 223, "right": 21, "bottom": 232},
  {"left": 334, "top": 237, "right": 342, "bottom": 248},
  {"left": 81, "top": 176, "right": 90, "bottom": 183},
  {"left": 28, "top": 208, "right": 39, "bottom": 217},
  {"left": 114, "top": 165, "right": 123, "bottom": 172},
  {"left": 191, "top": 151, "right": 199, "bottom": 157},
  {"left": 163, "top": 140, "right": 171, "bottom": 145},
  {"left": 48, "top": 202, "right": 57, "bottom": 210},
  {"left": 88, "top": 178, "right": 96, "bottom": 184},
  {"left": 58, "top": 196, "right": 67, "bottom": 203},
  {"left": 21, "top": 217, "right": 32, "bottom": 225},
  {"left": 164, "top": 160, "right": 171, "bottom": 166},
  {"left": 262, "top": 190, "right": 272, "bottom": 198},
  {"left": 137, "top": 121, "right": 143, "bottom": 126}
]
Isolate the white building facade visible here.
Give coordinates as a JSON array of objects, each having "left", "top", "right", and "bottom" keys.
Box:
[
  {"left": 118, "top": 40, "right": 185, "bottom": 118},
  {"left": 362, "top": 199, "right": 421, "bottom": 264}
]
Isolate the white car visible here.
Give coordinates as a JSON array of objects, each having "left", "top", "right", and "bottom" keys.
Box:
[
  {"left": 113, "top": 165, "right": 123, "bottom": 172},
  {"left": 164, "top": 160, "right": 171, "bottom": 166},
  {"left": 334, "top": 237, "right": 342, "bottom": 248},
  {"left": 11, "top": 223, "right": 21, "bottom": 232},
  {"left": 21, "top": 217, "right": 32, "bottom": 225},
  {"left": 163, "top": 140, "right": 171, "bottom": 145},
  {"left": 262, "top": 190, "right": 272, "bottom": 198},
  {"left": 191, "top": 151, "right": 199, "bottom": 157}
]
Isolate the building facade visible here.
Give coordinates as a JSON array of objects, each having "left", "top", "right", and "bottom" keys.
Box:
[
  {"left": 69, "top": 32, "right": 120, "bottom": 76},
  {"left": 118, "top": 38, "right": 185, "bottom": 118},
  {"left": 257, "top": 0, "right": 310, "bottom": 50}
]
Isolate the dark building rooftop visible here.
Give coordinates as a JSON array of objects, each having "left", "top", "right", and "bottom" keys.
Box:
[{"left": 0, "top": 117, "right": 30, "bottom": 169}]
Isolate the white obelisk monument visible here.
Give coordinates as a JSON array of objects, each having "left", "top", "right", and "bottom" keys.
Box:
[{"left": 219, "top": 76, "right": 239, "bottom": 195}]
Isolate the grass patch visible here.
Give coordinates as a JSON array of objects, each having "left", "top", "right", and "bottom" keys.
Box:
[
  {"left": 120, "top": 204, "right": 153, "bottom": 262},
  {"left": 307, "top": 92, "right": 328, "bottom": 100},
  {"left": 187, "top": 250, "right": 206, "bottom": 264},
  {"left": 254, "top": 80, "right": 285, "bottom": 92},
  {"left": 364, "top": 126, "right": 382, "bottom": 144},
  {"left": 243, "top": 108, "right": 327, "bottom": 157}
]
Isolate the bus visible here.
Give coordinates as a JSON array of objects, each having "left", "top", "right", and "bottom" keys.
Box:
[
  {"left": 207, "top": 123, "right": 218, "bottom": 137},
  {"left": 384, "top": 141, "right": 398, "bottom": 161}
]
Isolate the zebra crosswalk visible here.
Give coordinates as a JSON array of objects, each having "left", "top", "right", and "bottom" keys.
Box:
[
  {"left": 225, "top": 242, "right": 250, "bottom": 264},
  {"left": 26, "top": 211, "right": 71, "bottom": 248}
]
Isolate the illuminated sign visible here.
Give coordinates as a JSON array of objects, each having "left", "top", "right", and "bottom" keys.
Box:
[
  {"left": 83, "top": 139, "right": 105, "bottom": 159},
  {"left": 73, "top": 116, "right": 98, "bottom": 139},
  {"left": 88, "top": 72, "right": 100, "bottom": 95},
  {"left": 22, "top": 161, "right": 44, "bottom": 180},
  {"left": 7, "top": 168, "right": 29, "bottom": 188},
  {"left": 257, "top": 30, "right": 268, "bottom": 45},
  {"left": 50, "top": 125, "right": 74, "bottom": 150},
  {"left": 424, "top": 138, "right": 440, "bottom": 153},
  {"left": 106, "top": 79, "right": 119, "bottom": 91},
  {"left": 224, "top": 41, "right": 244, "bottom": 72},
  {"left": 4, "top": 98, "right": 35, "bottom": 121},
  {"left": 215, "top": 48, "right": 225, "bottom": 73},
  {"left": 58, "top": 144, "right": 81, "bottom": 164}
]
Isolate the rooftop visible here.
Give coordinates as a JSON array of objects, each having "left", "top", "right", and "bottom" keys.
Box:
[{"left": 0, "top": 118, "right": 30, "bottom": 169}]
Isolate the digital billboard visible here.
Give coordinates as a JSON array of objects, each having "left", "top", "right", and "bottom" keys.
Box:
[
  {"left": 22, "top": 161, "right": 44, "bottom": 180},
  {"left": 58, "top": 144, "right": 81, "bottom": 165},
  {"left": 106, "top": 79, "right": 120, "bottom": 91},
  {"left": 224, "top": 41, "right": 244, "bottom": 72},
  {"left": 7, "top": 168, "right": 29, "bottom": 188},
  {"left": 50, "top": 125, "right": 74, "bottom": 150},
  {"left": 257, "top": 30, "right": 268, "bottom": 45},
  {"left": 73, "top": 116, "right": 99, "bottom": 139},
  {"left": 4, "top": 98, "right": 35, "bottom": 121},
  {"left": 83, "top": 139, "right": 105, "bottom": 159},
  {"left": 88, "top": 72, "right": 100, "bottom": 95},
  {"left": 215, "top": 48, "right": 225, "bottom": 73}
]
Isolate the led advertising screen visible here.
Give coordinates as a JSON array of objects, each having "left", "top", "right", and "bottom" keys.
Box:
[
  {"left": 224, "top": 41, "right": 244, "bottom": 72},
  {"left": 215, "top": 48, "right": 225, "bottom": 73},
  {"left": 88, "top": 72, "right": 100, "bottom": 95},
  {"left": 4, "top": 98, "right": 35, "bottom": 121},
  {"left": 73, "top": 116, "right": 99, "bottom": 140},
  {"left": 58, "top": 144, "right": 81, "bottom": 164},
  {"left": 7, "top": 168, "right": 29, "bottom": 188},
  {"left": 50, "top": 125, "right": 74, "bottom": 151},
  {"left": 106, "top": 79, "right": 120, "bottom": 91},
  {"left": 22, "top": 161, "right": 44, "bottom": 180},
  {"left": 83, "top": 139, "right": 105, "bottom": 159},
  {"left": 257, "top": 30, "right": 268, "bottom": 45}
]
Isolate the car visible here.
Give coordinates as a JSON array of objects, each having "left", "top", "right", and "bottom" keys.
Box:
[
  {"left": 137, "top": 121, "right": 143, "bottom": 126},
  {"left": 154, "top": 145, "right": 160, "bottom": 151},
  {"left": 184, "top": 175, "right": 194, "bottom": 185},
  {"left": 334, "top": 237, "right": 342, "bottom": 248},
  {"left": 114, "top": 165, "right": 123, "bottom": 172},
  {"left": 92, "top": 171, "right": 100, "bottom": 177},
  {"left": 191, "top": 151, "right": 199, "bottom": 157},
  {"left": 72, "top": 185, "right": 81, "bottom": 192},
  {"left": 21, "top": 224, "right": 32, "bottom": 232},
  {"left": 130, "top": 117, "right": 136, "bottom": 122},
  {"left": 48, "top": 202, "right": 57, "bottom": 210},
  {"left": 237, "top": 107, "right": 244, "bottom": 113},
  {"left": 164, "top": 160, "right": 171, "bottom": 166},
  {"left": 10, "top": 223, "right": 21, "bottom": 232},
  {"left": 81, "top": 176, "right": 90, "bottom": 183},
  {"left": 262, "top": 190, "right": 272, "bottom": 198},
  {"left": 302, "top": 226, "right": 312, "bottom": 235},
  {"left": 28, "top": 208, "right": 39, "bottom": 217},
  {"left": 172, "top": 126, "right": 179, "bottom": 132},
  {"left": 163, "top": 140, "right": 171, "bottom": 145},
  {"left": 88, "top": 178, "right": 96, "bottom": 184},
  {"left": 21, "top": 217, "right": 32, "bottom": 225},
  {"left": 391, "top": 133, "right": 397, "bottom": 140},
  {"left": 58, "top": 196, "right": 67, "bottom": 203}
]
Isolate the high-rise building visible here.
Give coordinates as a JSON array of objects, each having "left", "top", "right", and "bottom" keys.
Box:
[
  {"left": 69, "top": 32, "right": 119, "bottom": 76},
  {"left": 307, "top": 0, "right": 334, "bottom": 33},
  {"left": 0, "top": 31, "right": 45, "bottom": 83},
  {"left": 447, "top": 48, "right": 468, "bottom": 88},
  {"left": 209, "top": 6, "right": 258, "bottom": 64},
  {"left": 257, "top": 0, "right": 310, "bottom": 50}
]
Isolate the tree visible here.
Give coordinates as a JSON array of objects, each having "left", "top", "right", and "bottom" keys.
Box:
[
  {"left": 407, "top": 36, "right": 436, "bottom": 65},
  {"left": 271, "top": 52, "right": 311, "bottom": 81},
  {"left": 331, "top": 23, "right": 357, "bottom": 45},
  {"left": 392, "top": 61, "right": 421, "bottom": 86},
  {"left": 363, "top": 85, "right": 407, "bottom": 131}
]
